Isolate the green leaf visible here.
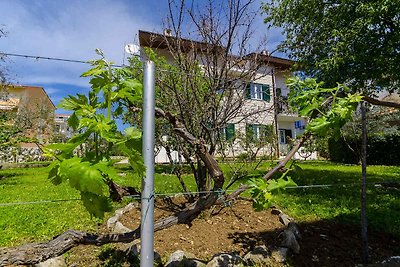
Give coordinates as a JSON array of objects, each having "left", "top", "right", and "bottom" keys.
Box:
[
  {"left": 58, "top": 157, "right": 108, "bottom": 196},
  {"left": 81, "top": 67, "right": 107, "bottom": 77},
  {"left": 125, "top": 127, "right": 141, "bottom": 140},
  {"left": 67, "top": 112, "right": 79, "bottom": 130},
  {"left": 80, "top": 192, "right": 112, "bottom": 218},
  {"left": 307, "top": 117, "right": 331, "bottom": 136},
  {"left": 48, "top": 163, "right": 61, "bottom": 185},
  {"left": 45, "top": 143, "right": 77, "bottom": 158}
]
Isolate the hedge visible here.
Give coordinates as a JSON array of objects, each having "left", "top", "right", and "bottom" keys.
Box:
[{"left": 328, "top": 132, "right": 400, "bottom": 165}]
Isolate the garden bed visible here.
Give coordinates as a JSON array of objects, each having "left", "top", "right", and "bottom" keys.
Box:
[{"left": 66, "top": 197, "right": 400, "bottom": 266}]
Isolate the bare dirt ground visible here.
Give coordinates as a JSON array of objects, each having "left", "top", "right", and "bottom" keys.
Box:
[{"left": 67, "top": 198, "right": 400, "bottom": 266}]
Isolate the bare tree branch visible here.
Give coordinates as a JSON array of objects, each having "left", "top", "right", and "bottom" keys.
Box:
[{"left": 363, "top": 95, "right": 400, "bottom": 109}]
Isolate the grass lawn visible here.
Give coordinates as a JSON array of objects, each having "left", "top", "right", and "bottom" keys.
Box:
[
  {"left": 270, "top": 161, "right": 400, "bottom": 236},
  {"left": 0, "top": 164, "right": 198, "bottom": 247},
  {"left": 0, "top": 161, "right": 399, "bottom": 247}
]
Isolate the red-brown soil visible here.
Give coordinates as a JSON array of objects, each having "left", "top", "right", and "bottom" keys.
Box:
[{"left": 66, "top": 198, "right": 400, "bottom": 266}]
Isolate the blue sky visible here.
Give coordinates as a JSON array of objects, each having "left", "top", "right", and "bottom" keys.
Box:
[{"left": 0, "top": 0, "right": 284, "bottom": 114}]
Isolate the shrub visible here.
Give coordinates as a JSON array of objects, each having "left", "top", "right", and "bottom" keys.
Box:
[{"left": 328, "top": 132, "right": 400, "bottom": 165}]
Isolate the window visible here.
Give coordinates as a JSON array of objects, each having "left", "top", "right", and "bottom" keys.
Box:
[
  {"left": 246, "top": 83, "right": 270, "bottom": 102},
  {"left": 246, "top": 124, "right": 272, "bottom": 140},
  {"left": 294, "top": 120, "right": 305, "bottom": 130},
  {"left": 222, "top": 123, "right": 235, "bottom": 140},
  {"left": 279, "top": 129, "right": 293, "bottom": 144}
]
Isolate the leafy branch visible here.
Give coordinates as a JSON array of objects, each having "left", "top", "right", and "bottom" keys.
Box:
[{"left": 45, "top": 51, "right": 144, "bottom": 218}]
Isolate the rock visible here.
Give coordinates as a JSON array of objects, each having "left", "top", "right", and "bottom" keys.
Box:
[
  {"left": 166, "top": 250, "right": 205, "bottom": 267},
  {"left": 35, "top": 256, "right": 67, "bottom": 267},
  {"left": 279, "top": 222, "right": 301, "bottom": 254},
  {"left": 126, "top": 243, "right": 162, "bottom": 264},
  {"left": 107, "top": 203, "right": 135, "bottom": 232},
  {"left": 271, "top": 247, "right": 289, "bottom": 263},
  {"left": 206, "top": 253, "right": 244, "bottom": 267},
  {"left": 113, "top": 221, "right": 132, "bottom": 233},
  {"left": 279, "top": 213, "right": 292, "bottom": 226},
  {"left": 243, "top": 245, "right": 272, "bottom": 265},
  {"left": 107, "top": 215, "right": 118, "bottom": 229}
]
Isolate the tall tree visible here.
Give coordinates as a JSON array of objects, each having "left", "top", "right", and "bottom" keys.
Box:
[
  {"left": 263, "top": 1, "right": 400, "bottom": 263},
  {"left": 135, "top": 0, "right": 278, "bottom": 193},
  {"left": 263, "top": 0, "right": 400, "bottom": 95}
]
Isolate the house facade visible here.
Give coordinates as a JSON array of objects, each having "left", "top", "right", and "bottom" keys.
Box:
[
  {"left": 138, "top": 30, "right": 309, "bottom": 162},
  {"left": 0, "top": 84, "right": 56, "bottom": 144}
]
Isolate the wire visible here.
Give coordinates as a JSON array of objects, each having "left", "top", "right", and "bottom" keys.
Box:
[
  {"left": 0, "top": 52, "right": 127, "bottom": 68},
  {"left": 0, "top": 51, "right": 273, "bottom": 83},
  {"left": 286, "top": 181, "right": 400, "bottom": 189},
  {"left": 0, "top": 182, "right": 397, "bottom": 207},
  {"left": 0, "top": 198, "right": 81, "bottom": 207}
]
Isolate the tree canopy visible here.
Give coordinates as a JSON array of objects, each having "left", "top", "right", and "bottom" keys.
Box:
[{"left": 263, "top": 0, "right": 400, "bottom": 95}]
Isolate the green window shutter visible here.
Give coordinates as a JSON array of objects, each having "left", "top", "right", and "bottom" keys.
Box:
[
  {"left": 246, "top": 83, "right": 251, "bottom": 99},
  {"left": 262, "top": 84, "right": 271, "bottom": 102},
  {"left": 225, "top": 123, "right": 235, "bottom": 140}
]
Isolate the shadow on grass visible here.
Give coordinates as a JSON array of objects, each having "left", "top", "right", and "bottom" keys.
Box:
[
  {"left": 0, "top": 173, "right": 19, "bottom": 185},
  {"left": 288, "top": 164, "right": 399, "bottom": 185},
  {"left": 228, "top": 215, "right": 400, "bottom": 267}
]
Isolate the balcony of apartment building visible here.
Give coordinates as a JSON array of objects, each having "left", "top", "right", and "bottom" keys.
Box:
[{"left": 53, "top": 114, "right": 72, "bottom": 142}]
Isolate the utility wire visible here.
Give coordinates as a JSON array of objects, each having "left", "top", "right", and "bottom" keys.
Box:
[
  {"left": 0, "top": 52, "right": 126, "bottom": 68},
  {"left": 0, "top": 51, "right": 271, "bottom": 83},
  {"left": 0, "top": 198, "right": 81, "bottom": 207},
  {"left": 0, "top": 182, "right": 397, "bottom": 207}
]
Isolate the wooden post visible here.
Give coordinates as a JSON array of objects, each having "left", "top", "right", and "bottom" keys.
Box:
[{"left": 360, "top": 101, "right": 368, "bottom": 264}]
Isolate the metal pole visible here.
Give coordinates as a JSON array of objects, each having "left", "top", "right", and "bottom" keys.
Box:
[
  {"left": 360, "top": 101, "right": 369, "bottom": 264},
  {"left": 141, "top": 60, "right": 155, "bottom": 267}
]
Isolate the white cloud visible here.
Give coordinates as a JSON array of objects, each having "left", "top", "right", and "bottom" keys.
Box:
[
  {"left": 1, "top": 0, "right": 160, "bottom": 88},
  {"left": 44, "top": 87, "right": 60, "bottom": 95},
  {"left": 1, "top": 0, "right": 285, "bottom": 106}
]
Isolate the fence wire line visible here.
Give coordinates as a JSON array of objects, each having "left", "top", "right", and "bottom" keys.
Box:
[{"left": 0, "top": 181, "right": 398, "bottom": 207}]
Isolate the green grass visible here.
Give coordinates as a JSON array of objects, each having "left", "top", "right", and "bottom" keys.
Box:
[
  {"left": 0, "top": 161, "right": 399, "bottom": 248},
  {"left": 0, "top": 164, "right": 199, "bottom": 247},
  {"left": 268, "top": 161, "right": 400, "bottom": 236},
  {"left": 0, "top": 167, "right": 102, "bottom": 246}
]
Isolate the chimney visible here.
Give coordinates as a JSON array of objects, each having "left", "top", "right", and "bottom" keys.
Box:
[
  {"left": 261, "top": 50, "right": 269, "bottom": 56},
  {"left": 163, "top": 28, "right": 172, "bottom": 37}
]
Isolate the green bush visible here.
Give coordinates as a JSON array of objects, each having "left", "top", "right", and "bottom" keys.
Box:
[
  {"left": 367, "top": 133, "right": 400, "bottom": 165},
  {"left": 328, "top": 132, "right": 400, "bottom": 165}
]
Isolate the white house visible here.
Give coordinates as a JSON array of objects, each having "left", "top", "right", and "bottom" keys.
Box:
[{"left": 138, "top": 30, "right": 309, "bottom": 162}]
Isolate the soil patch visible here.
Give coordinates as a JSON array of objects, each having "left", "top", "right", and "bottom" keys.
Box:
[
  {"left": 119, "top": 197, "right": 284, "bottom": 260},
  {"left": 67, "top": 198, "right": 400, "bottom": 266}
]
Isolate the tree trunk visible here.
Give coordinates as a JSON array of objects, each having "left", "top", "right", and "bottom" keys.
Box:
[{"left": 164, "top": 145, "right": 193, "bottom": 201}]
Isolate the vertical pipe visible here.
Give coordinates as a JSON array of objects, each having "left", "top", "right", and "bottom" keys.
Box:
[
  {"left": 141, "top": 60, "right": 155, "bottom": 267},
  {"left": 360, "top": 101, "right": 369, "bottom": 264}
]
